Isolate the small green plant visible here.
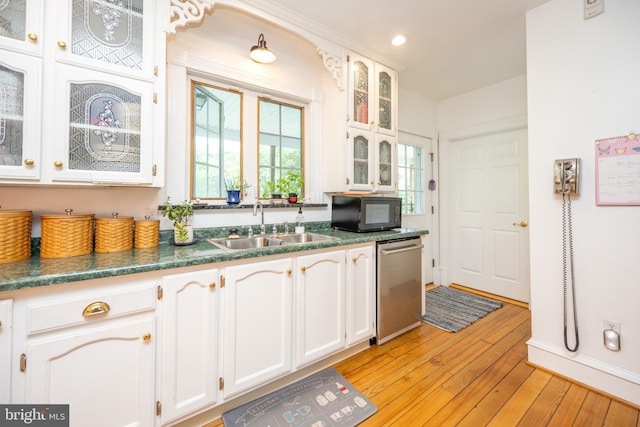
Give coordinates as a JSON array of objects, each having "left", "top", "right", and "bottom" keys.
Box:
[
  {"left": 224, "top": 178, "right": 251, "bottom": 191},
  {"left": 261, "top": 170, "right": 303, "bottom": 198},
  {"left": 161, "top": 199, "right": 194, "bottom": 242}
]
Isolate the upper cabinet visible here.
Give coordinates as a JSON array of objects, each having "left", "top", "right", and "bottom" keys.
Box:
[
  {"left": 345, "top": 52, "right": 398, "bottom": 193},
  {"left": 0, "top": 0, "right": 164, "bottom": 186}
]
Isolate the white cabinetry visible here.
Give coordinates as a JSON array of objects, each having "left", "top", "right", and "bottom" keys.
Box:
[
  {"left": 345, "top": 53, "right": 398, "bottom": 192},
  {"left": 295, "top": 250, "right": 346, "bottom": 367},
  {"left": 346, "top": 245, "right": 375, "bottom": 345},
  {"left": 14, "top": 280, "right": 156, "bottom": 426},
  {"left": 0, "top": 299, "right": 12, "bottom": 403},
  {"left": 222, "top": 258, "right": 294, "bottom": 398},
  {"left": 0, "top": 0, "right": 164, "bottom": 186},
  {"left": 160, "top": 268, "right": 219, "bottom": 424}
]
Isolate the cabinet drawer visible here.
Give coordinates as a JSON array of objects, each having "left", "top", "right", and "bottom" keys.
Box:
[{"left": 25, "top": 286, "right": 155, "bottom": 335}]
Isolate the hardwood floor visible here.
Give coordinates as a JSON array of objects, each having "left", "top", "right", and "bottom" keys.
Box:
[{"left": 206, "top": 303, "right": 639, "bottom": 426}]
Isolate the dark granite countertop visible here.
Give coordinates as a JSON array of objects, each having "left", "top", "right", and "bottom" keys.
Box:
[{"left": 0, "top": 223, "right": 428, "bottom": 293}]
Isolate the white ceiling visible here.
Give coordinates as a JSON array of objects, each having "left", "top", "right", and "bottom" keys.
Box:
[{"left": 266, "top": 0, "right": 551, "bottom": 101}]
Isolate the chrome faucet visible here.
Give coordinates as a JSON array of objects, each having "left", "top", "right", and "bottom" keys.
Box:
[{"left": 253, "top": 200, "right": 265, "bottom": 235}]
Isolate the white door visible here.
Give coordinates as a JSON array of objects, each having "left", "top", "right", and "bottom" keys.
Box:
[{"left": 451, "top": 129, "right": 530, "bottom": 302}]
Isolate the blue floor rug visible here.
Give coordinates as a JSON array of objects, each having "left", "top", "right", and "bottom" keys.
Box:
[
  {"left": 222, "top": 367, "right": 377, "bottom": 427},
  {"left": 421, "top": 286, "right": 503, "bottom": 332}
]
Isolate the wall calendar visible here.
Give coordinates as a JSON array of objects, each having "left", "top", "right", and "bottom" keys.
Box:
[{"left": 595, "top": 133, "right": 640, "bottom": 205}]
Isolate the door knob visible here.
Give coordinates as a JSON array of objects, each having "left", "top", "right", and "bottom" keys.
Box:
[{"left": 512, "top": 221, "right": 528, "bottom": 228}]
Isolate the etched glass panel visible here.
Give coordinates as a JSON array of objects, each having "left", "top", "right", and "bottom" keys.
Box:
[
  {"left": 68, "top": 82, "right": 141, "bottom": 172},
  {"left": 0, "top": 63, "right": 25, "bottom": 166},
  {"left": 71, "top": 0, "right": 144, "bottom": 70},
  {"left": 378, "top": 71, "right": 392, "bottom": 130},
  {"left": 353, "top": 60, "right": 369, "bottom": 124},
  {"left": 0, "top": 0, "right": 27, "bottom": 42},
  {"left": 353, "top": 134, "right": 369, "bottom": 185},
  {"left": 378, "top": 139, "right": 392, "bottom": 186}
]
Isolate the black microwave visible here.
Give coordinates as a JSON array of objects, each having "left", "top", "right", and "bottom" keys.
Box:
[{"left": 331, "top": 195, "right": 402, "bottom": 232}]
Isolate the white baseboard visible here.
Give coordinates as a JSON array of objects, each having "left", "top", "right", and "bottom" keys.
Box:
[{"left": 527, "top": 338, "right": 640, "bottom": 406}]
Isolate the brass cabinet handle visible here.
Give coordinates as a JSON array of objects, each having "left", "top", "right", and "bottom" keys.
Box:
[
  {"left": 300, "top": 266, "right": 306, "bottom": 273},
  {"left": 24, "top": 158, "right": 35, "bottom": 166},
  {"left": 53, "top": 161, "right": 63, "bottom": 168},
  {"left": 512, "top": 221, "right": 528, "bottom": 228},
  {"left": 27, "top": 33, "right": 38, "bottom": 42},
  {"left": 143, "top": 333, "right": 151, "bottom": 341},
  {"left": 352, "top": 257, "right": 357, "bottom": 264},
  {"left": 57, "top": 40, "right": 67, "bottom": 49},
  {"left": 209, "top": 282, "right": 216, "bottom": 289},
  {"left": 286, "top": 269, "right": 292, "bottom": 276},
  {"left": 82, "top": 301, "right": 110, "bottom": 317}
]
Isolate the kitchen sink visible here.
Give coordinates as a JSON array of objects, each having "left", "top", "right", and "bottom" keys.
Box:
[{"left": 208, "top": 232, "right": 338, "bottom": 252}]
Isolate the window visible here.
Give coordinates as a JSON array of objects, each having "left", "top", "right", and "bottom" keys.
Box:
[
  {"left": 397, "top": 143, "right": 424, "bottom": 214},
  {"left": 258, "top": 98, "right": 304, "bottom": 198},
  {"left": 191, "top": 81, "right": 242, "bottom": 200}
]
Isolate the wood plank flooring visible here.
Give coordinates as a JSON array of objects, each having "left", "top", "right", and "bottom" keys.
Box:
[{"left": 205, "top": 302, "right": 639, "bottom": 426}]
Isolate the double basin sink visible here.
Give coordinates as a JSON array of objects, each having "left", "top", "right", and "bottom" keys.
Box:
[{"left": 209, "top": 232, "right": 338, "bottom": 252}]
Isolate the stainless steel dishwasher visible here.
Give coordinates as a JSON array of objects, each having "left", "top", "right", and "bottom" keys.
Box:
[{"left": 376, "top": 237, "right": 423, "bottom": 344}]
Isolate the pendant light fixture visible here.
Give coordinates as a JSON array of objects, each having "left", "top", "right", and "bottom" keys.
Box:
[{"left": 250, "top": 33, "right": 276, "bottom": 64}]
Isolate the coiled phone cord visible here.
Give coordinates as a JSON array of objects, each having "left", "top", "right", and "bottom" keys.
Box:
[{"left": 562, "top": 192, "right": 579, "bottom": 352}]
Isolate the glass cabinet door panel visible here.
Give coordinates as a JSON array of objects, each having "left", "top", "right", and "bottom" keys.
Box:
[
  {"left": 378, "top": 139, "right": 392, "bottom": 186},
  {"left": 68, "top": 82, "right": 141, "bottom": 172},
  {"left": 353, "top": 60, "right": 369, "bottom": 125},
  {"left": 352, "top": 134, "right": 371, "bottom": 187},
  {"left": 0, "top": 0, "right": 43, "bottom": 56},
  {"left": 0, "top": 0, "right": 27, "bottom": 42},
  {"left": 378, "top": 70, "right": 392, "bottom": 131},
  {"left": 0, "top": 64, "right": 25, "bottom": 167},
  {"left": 70, "top": 0, "right": 144, "bottom": 71}
]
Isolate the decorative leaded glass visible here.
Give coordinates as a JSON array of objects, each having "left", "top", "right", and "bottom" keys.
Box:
[
  {"left": 0, "top": 0, "right": 27, "bottom": 42},
  {"left": 0, "top": 63, "right": 25, "bottom": 166},
  {"left": 68, "top": 82, "right": 141, "bottom": 172},
  {"left": 378, "top": 140, "right": 392, "bottom": 186},
  {"left": 378, "top": 71, "right": 392, "bottom": 130},
  {"left": 353, "top": 134, "right": 368, "bottom": 185},
  {"left": 71, "top": 0, "right": 144, "bottom": 70},
  {"left": 353, "top": 61, "right": 369, "bottom": 124}
]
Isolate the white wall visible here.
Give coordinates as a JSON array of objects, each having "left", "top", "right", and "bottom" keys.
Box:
[{"left": 526, "top": 0, "right": 640, "bottom": 405}]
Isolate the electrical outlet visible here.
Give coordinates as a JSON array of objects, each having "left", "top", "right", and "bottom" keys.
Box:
[{"left": 602, "top": 319, "right": 621, "bottom": 334}]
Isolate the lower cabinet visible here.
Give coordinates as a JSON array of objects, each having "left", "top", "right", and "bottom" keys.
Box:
[
  {"left": 159, "top": 268, "right": 219, "bottom": 424},
  {"left": 0, "top": 299, "right": 12, "bottom": 403},
  {"left": 222, "top": 257, "right": 294, "bottom": 398},
  {"left": 295, "top": 250, "right": 346, "bottom": 367},
  {"left": 346, "top": 245, "right": 375, "bottom": 345}
]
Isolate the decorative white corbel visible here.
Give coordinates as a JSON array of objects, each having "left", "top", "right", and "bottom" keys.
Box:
[
  {"left": 168, "top": 0, "right": 215, "bottom": 34},
  {"left": 317, "top": 49, "right": 344, "bottom": 91}
]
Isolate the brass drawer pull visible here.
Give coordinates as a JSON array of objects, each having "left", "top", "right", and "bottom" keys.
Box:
[{"left": 82, "top": 301, "right": 111, "bottom": 317}]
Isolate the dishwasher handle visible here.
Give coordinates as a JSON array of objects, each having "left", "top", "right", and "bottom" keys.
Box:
[{"left": 379, "top": 244, "right": 424, "bottom": 255}]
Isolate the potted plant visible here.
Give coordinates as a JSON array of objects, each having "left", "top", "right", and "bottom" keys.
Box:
[
  {"left": 161, "top": 199, "right": 194, "bottom": 244},
  {"left": 261, "top": 171, "right": 303, "bottom": 203},
  {"left": 224, "top": 178, "right": 251, "bottom": 205},
  {"left": 283, "top": 170, "right": 303, "bottom": 203}
]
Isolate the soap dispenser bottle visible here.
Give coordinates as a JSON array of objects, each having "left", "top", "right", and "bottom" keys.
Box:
[{"left": 295, "top": 207, "right": 305, "bottom": 234}]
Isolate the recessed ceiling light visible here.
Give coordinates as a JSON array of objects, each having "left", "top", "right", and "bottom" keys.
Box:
[{"left": 391, "top": 35, "right": 406, "bottom": 46}]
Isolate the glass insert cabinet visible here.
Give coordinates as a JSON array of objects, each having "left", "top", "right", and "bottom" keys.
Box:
[
  {"left": 0, "top": 0, "right": 161, "bottom": 185},
  {"left": 347, "top": 129, "right": 397, "bottom": 193}
]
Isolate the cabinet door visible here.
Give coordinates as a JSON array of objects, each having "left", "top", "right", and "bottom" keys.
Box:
[
  {"left": 374, "top": 63, "right": 397, "bottom": 136},
  {"left": 51, "top": 0, "right": 155, "bottom": 80},
  {"left": 347, "top": 54, "right": 374, "bottom": 131},
  {"left": 25, "top": 317, "right": 155, "bottom": 426},
  {"left": 160, "top": 269, "right": 219, "bottom": 424},
  {"left": 222, "top": 258, "right": 293, "bottom": 398},
  {"left": 0, "top": 299, "right": 12, "bottom": 403},
  {"left": 375, "top": 134, "right": 397, "bottom": 192},
  {"left": 0, "top": 0, "right": 44, "bottom": 56},
  {"left": 0, "top": 50, "right": 42, "bottom": 180},
  {"left": 347, "top": 129, "right": 375, "bottom": 191},
  {"left": 50, "top": 63, "right": 155, "bottom": 184},
  {"left": 295, "top": 250, "right": 346, "bottom": 367},
  {"left": 346, "top": 246, "right": 375, "bottom": 345}
]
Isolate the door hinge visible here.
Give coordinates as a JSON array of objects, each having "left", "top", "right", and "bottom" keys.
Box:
[
  {"left": 156, "top": 401, "right": 162, "bottom": 416},
  {"left": 152, "top": 164, "right": 157, "bottom": 177},
  {"left": 220, "top": 275, "right": 225, "bottom": 288},
  {"left": 153, "top": 92, "right": 158, "bottom": 104},
  {"left": 432, "top": 259, "right": 435, "bottom": 268},
  {"left": 19, "top": 353, "right": 26, "bottom": 372},
  {"left": 219, "top": 377, "right": 224, "bottom": 390},
  {"left": 431, "top": 206, "right": 435, "bottom": 214},
  {"left": 154, "top": 65, "right": 159, "bottom": 77},
  {"left": 346, "top": 54, "right": 350, "bottom": 63},
  {"left": 157, "top": 285, "right": 163, "bottom": 300}
]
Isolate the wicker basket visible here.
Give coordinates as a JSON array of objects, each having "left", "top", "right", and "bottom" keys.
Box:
[
  {"left": 40, "top": 209, "right": 94, "bottom": 258},
  {"left": 0, "top": 209, "right": 32, "bottom": 263},
  {"left": 95, "top": 213, "right": 134, "bottom": 253},
  {"left": 134, "top": 216, "right": 160, "bottom": 249}
]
